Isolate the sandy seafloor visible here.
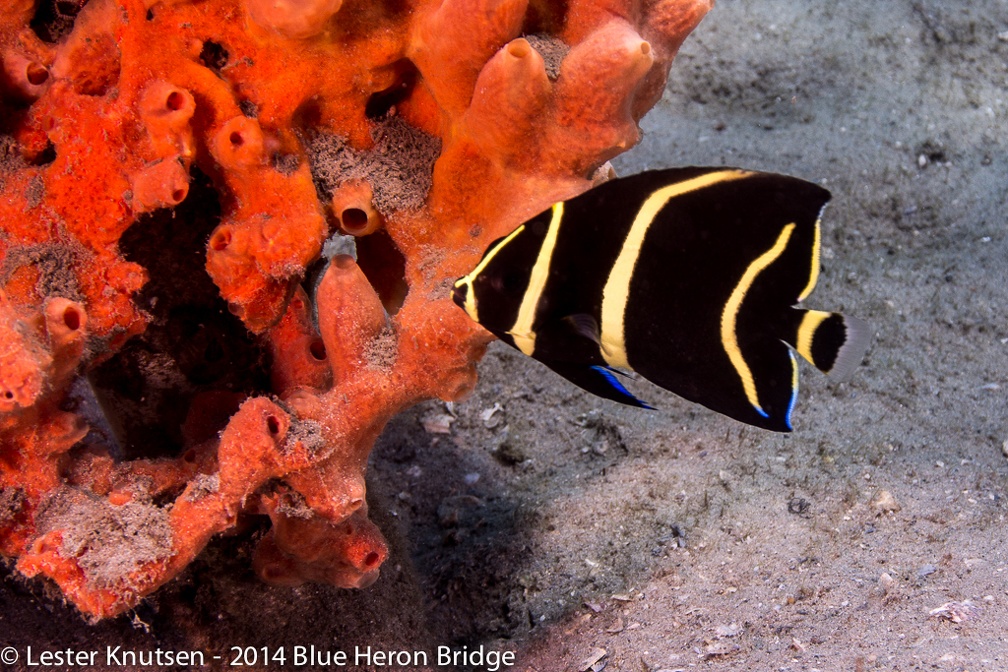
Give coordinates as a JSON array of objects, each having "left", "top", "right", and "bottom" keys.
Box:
[{"left": 2, "top": 1, "right": 1008, "bottom": 670}]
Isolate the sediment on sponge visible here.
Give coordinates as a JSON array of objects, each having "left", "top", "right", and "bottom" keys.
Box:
[
  {"left": 0, "top": 0, "right": 713, "bottom": 619},
  {"left": 302, "top": 116, "right": 441, "bottom": 218},
  {"left": 523, "top": 33, "right": 569, "bottom": 80}
]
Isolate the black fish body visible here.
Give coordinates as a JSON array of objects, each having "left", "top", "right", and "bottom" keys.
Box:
[{"left": 452, "top": 167, "right": 869, "bottom": 432}]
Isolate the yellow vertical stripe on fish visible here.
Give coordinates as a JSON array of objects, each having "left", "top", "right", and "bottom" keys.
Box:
[
  {"left": 600, "top": 170, "right": 753, "bottom": 369},
  {"left": 456, "top": 223, "right": 526, "bottom": 322},
  {"left": 796, "top": 309, "right": 831, "bottom": 366},
  {"left": 797, "top": 217, "right": 822, "bottom": 302},
  {"left": 509, "top": 203, "right": 564, "bottom": 356},
  {"left": 720, "top": 223, "right": 796, "bottom": 416}
]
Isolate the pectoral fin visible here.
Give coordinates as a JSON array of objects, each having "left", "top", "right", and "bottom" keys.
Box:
[{"left": 561, "top": 313, "right": 602, "bottom": 346}]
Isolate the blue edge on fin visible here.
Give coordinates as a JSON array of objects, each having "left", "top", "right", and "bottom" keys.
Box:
[
  {"left": 590, "top": 365, "right": 655, "bottom": 410},
  {"left": 782, "top": 353, "right": 798, "bottom": 431}
]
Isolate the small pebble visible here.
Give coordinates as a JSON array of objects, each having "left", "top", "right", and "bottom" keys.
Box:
[
  {"left": 715, "top": 623, "right": 742, "bottom": 638},
  {"left": 492, "top": 433, "right": 526, "bottom": 465},
  {"left": 420, "top": 411, "right": 454, "bottom": 434},
  {"left": 480, "top": 402, "right": 504, "bottom": 428},
  {"left": 929, "top": 600, "right": 978, "bottom": 623},
  {"left": 579, "top": 647, "right": 607, "bottom": 672},
  {"left": 870, "top": 489, "right": 902, "bottom": 513}
]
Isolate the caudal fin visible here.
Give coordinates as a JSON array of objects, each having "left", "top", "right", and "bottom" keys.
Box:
[{"left": 785, "top": 309, "right": 870, "bottom": 379}]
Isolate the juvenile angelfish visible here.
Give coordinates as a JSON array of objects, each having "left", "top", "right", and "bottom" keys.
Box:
[{"left": 451, "top": 167, "right": 870, "bottom": 432}]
